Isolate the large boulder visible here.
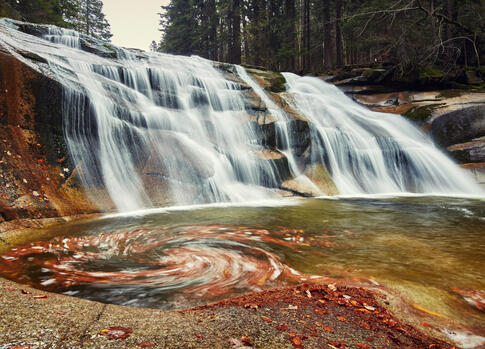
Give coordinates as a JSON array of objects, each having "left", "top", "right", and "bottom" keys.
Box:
[{"left": 430, "top": 105, "right": 485, "bottom": 147}]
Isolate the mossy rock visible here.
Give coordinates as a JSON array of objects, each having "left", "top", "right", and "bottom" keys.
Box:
[
  {"left": 403, "top": 106, "right": 433, "bottom": 122},
  {"left": 417, "top": 67, "right": 445, "bottom": 83},
  {"left": 267, "top": 73, "right": 286, "bottom": 93},
  {"left": 241, "top": 63, "right": 267, "bottom": 71},
  {"left": 437, "top": 90, "right": 464, "bottom": 99}
]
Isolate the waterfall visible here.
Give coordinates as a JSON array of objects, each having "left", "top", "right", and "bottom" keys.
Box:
[
  {"left": 0, "top": 19, "right": 481, "bottom": 212},
  {"left": 282, "top": 73, "right": 481, "bottom": 195}
]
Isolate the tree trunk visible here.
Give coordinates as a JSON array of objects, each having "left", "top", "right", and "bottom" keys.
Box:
[
  {"left": 335, "top": 0, "right": 344, "bottom": 67},
  {"left": 231, "top": 0, "right": 241, "bottom": 64},
  {"left": 284, "top": 0, "right": 296, "bottom": 71},
  {"left": 323, "top": 0, "right": 332, "bottom": 70},
  {"left": 303, "top": 0, "right": 310, "bottom": 71}
]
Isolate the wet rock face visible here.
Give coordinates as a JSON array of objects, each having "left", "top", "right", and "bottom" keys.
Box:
[
  {"left": 430, "top": 105, "right": 485, "bottom": 148},
  {"left": 0, "top": 51, "right": 101, "bottom": 221}
]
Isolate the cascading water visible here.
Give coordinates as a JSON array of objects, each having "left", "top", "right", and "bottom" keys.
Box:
[
  {"left": 0, "top": 19, "right": 482, "bottom": 213},
  {"left": 0, "top": 19, "right": 290, "bottom": 210},
  {"left": 282, "top": 73, "right": 483, "bottom": 195}
]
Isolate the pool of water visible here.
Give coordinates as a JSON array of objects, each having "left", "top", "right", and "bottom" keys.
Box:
[{"left": 1, "top": 196, "right": 484, "bottom": 327}]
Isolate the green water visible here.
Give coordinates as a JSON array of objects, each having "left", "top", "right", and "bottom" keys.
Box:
[{"left": 1, "top": 196, "right": 484, "bottom": 329}]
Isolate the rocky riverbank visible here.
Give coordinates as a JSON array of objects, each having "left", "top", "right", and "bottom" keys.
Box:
[{"left": 0, "top": 275, "right": 462, "bottom": 348}]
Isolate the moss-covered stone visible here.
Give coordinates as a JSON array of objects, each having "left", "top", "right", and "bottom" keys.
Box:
[
  {"left": 267, "top": 73, "right": 286, "bottom": 93},
  {"left": 417, "top": 67, "right": 445, "bottom": 83},
  {"left": 403, "top": 106, "right": 433, "bottom": 122},
  {"left": 437, "top": 90, "right": 464, "bottom": 99}
]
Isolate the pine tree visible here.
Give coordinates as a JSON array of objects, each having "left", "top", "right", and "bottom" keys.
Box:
[
  {"left": 159, "top": 0, "right": 198, "bottom": 55},
  {"left": 150, "top": 40, "right": 159, "bottom": 52},
  {"left": 71, "top": 0, "right": 112, "bottom": 42}
]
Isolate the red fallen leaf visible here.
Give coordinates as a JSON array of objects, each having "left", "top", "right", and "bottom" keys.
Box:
[
  {"left": 360, "top": 321, "right": 371, "bottom": 330},
  {"left": 194, "top": 334, "right": 202, "bottom": 339},
  {"left": 322, "top": 325, "right": 334, "bottom": 333},
  {"left": 383, "top": 318, "right": 396, "bottom": 327},
  {"left": 100, "top": 326, "right": 133, "bottom": 340},
  {"left": 276, "top": 323, "right": 287, "bottom": 331},
  {"left": 33, "top": 294, "right": 48, "bottom": 299},
  {"left": 9, "top": 345, "right": 32, "bottom": 349},
  {"left": 422, "top": 322, "right": 433, "bottom": 328},
  {"left": 328, "top": 340, "right": 346, "bottom": 348},
  {"left": 290, "top": 336, "right": 303, "bottom": 348},
  {"left": 337, "top": 316, "right": 347, "bottom": 322},
  {"left": 315, "top": 308, "right": 328, "bottom": 315},
  {"left": 365, "top": 337, "right": 374, "bottom": 342},
  {"left": 241, "top": 335, "right": 251, "bottom": 346},
  {"left": 261, "top": 315, "right": 272, "bottom": 323},
  {"left": 3, "top": 287, "right": 16, "bottom": 291},
  {"left": 54, "top": 311, "right": 66, "bottom": 315},
  {"left": 21, "top": 290, "right": 32, "bottom": 294},
  {"left": 356, "top": 343, "right": 371, "bottom": 349},
  {"left": 138, "top": 343, "right": 155, "bottom": 348}
]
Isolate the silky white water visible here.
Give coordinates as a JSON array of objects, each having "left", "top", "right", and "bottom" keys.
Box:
[
  {"left": 282, "top": 73, "right": 482, "bottom": 195},
  {"left": 0, "top": 19, "right": 481, "bottom": 212}
]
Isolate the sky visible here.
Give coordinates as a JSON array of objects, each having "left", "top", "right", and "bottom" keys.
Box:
[{"left": 103, "top": 0, "right": 169, "bottom": 51}]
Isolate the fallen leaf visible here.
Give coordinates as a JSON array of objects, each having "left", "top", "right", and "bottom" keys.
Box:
[
  {"left": 137, "top": 343, "right": 155, "bottom": 348},
  {"left": 261, "top": 316, "right": 272, "bottom": 323},
  {"left": 337, "top": 316, "right": 347, "bottom": 322},
  {"left": 276, "top": 323, "right": 287, "bottom": 331},
  {"left": 100, "top": 326, "right": 133, "bottom": 340},
  {"left": 322, "top": 325, "right": 334, "bottom": 333},
  {"left": 33, "top": 294, "right": 48, "bottom": 299},
  {"left": 412, "top": 303, "right": 447, "bottom": 318},
  {"left": 328, "top": 340, "right": 346, "bottom": 348},
  {"left": 290, "top": 336, "right": 303, "bottom": 348},
  {"left": 241, "top": 335, "right": 251, "bottom": 346}
]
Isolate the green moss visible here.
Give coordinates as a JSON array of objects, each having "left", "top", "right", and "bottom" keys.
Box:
[
  {"left": 268, "top": 73, "right": 286, "bottom": 93},
  {"left": 450, "top": 82, "right": 485, "bottom": 91},
  {"left": 241, "top": 63, "right": 267, "bottom": 71},
  {"left": 437, "top": 89, "right": 464, "bottom": 99},
  {"left": 403, "top": 106, "right": 433, "bottom": 122},
  {"left": 418, "top": 67, "right": 445, "bottom": 82}
]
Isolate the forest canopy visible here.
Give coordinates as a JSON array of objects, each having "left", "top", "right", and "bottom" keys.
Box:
[
  {"left": 158, "top": 0, "right": 485, "bottom": 78},
  {"left": 0, "top": 0, "right": 112, "bottom": 41}
]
